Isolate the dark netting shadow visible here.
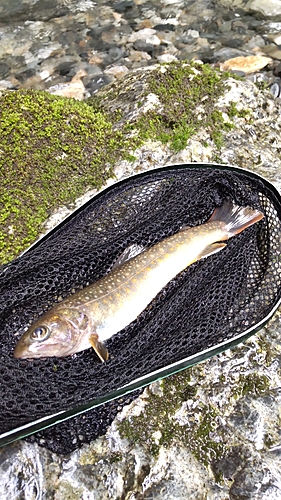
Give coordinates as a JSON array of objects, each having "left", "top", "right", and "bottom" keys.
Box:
[{"left": 1, "top": 163, "right": 281, "bottom": 454}]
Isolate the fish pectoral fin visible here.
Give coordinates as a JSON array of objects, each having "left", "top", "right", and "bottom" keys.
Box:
[
  {"left": 198, "top": 242, "right": 227, "bottom": 259},
  {"left": 89, "top": 334, "right": 109, "bottom": 363}
]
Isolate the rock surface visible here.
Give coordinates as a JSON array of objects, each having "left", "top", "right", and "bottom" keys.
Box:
[{"left": 1, "top": 63, "right": 281, "bottom": 499}]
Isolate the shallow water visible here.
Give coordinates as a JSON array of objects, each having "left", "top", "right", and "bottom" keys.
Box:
[{"left": 0, "top": 0, "right": 281, "bottom": 96}]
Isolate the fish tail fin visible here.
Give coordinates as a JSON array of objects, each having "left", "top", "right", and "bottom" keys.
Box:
[{"left": 209, "top": 199, "right": 264, "bottom": 236}]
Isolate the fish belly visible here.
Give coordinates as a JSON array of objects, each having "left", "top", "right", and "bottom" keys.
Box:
[{"left": 92, "top": 224, "right": 225, "bottom": 341}]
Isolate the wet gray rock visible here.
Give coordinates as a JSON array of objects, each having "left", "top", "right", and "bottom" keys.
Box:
[
  {"left": 0, "top": 63, "right": 9, "bottom": 78},
  {"left": 243, "top": 34, "right": 265, "bottom": 50},
  {"left": 133, "top": 39, "right": 154, "bottom": 55},
  {"left": 269, "top": 81, "right": 281, "bottom": 98},
  {"left": 263, "top": 44, "right": 281, "bottom": 61},
  {"left": 211, "top": 47, "right": 252, "bottom": 62}
]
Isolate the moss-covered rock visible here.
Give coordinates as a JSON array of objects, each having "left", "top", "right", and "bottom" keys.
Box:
[
  {"left": 0, "top": 89, "right": 141, "bottom": 263},
  {"left": 88, "top": 61, "right": 235, "bottom": 151},
  {"left": 0, "top": 61, "right": 238, "bottom": 264},
  {"left": 117, "top": 372, "right": 226, "bottom": 465}
]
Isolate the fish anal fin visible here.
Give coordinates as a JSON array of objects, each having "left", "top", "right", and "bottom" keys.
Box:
[
  {"left": 198, "top": 242, "right": 227, "bottom": 259},
  {"left": 111, "top": 244, "right": 146, "bottom": 271},
  {"left": 89, "top": 334, "right": 109, "bottom": 362}
]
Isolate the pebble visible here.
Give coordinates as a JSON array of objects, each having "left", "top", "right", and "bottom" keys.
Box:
[
  {"left": 104, "top": 65, "right": 129, "bottom": 78},
  {"left": 1, "top": 0, "right": 281, "bottom": 98},
  {"left": 156, "top": 53, "right": 177, "bottom": 63},
  {"left": 272, "top": 34, "right": 281, "bottom": 45},
  {"left": 270, "top": 81, "right": 281, "bottom": 98},
  {"left": 0, "top": 79, "right": 17, "bottom": 90},
  {"left": 220, "top": 55, "right": 273, "bottom": 74},
  {"left": 243, "top": 35, "right": 265, "bottom": 50},
  {"left": 129, "top": 50, "right": 151, "bottom": 62},
  {"left": 246, "top": 0, "right": 281, "bottom": 17},
  {"left": 262, "top": 45, "right": 281, "bottom": 61},
  {"left": 128, "top": 28, "right": 157, "bottom": 43},
  {"left": 47, "top": 69, "right": 87, "bottom": 100}
]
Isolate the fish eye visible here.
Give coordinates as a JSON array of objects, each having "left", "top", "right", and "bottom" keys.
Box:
[{"left": 30, "top": 326, "right": 50, "bottom": 343}]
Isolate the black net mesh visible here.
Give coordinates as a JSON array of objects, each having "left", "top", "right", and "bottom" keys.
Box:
[{"left": 1, "top": 164, "right": 281, "bottom": 454}]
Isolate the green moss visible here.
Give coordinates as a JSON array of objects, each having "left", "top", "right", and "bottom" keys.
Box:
[
  {"left": 255, "top": 334, "right": 278, "bottom": 367},
  {"left": 79, "top": 449, "right": 123, "bottom": 466},
  {"left": 232, "top": 373, "right": 270, "bottom": 399},
  {"left": 117, "top": 370, "right": 269, "bottom": 469},
  {"left": 211, "top": 153, "right": 224, "bottom": 164},
  {"left": 0, "top": 90, "right": 141, "bottom": 263},
  {"left": 227, "top": 101, "right": 251, "bottom": 119},
  {"left": 118, "top": 372, "right": 190, "bottom": 456},
  {"left": 189, "top": 405, "right": 225, "bottom": 465},
  {"left": 118, "top": 371, "right": 226, "bottom": 466},
  {"left": 264, "top": 432, "right": 276, "bottom": 448},
  {"left": 124, "top": 153, "right": 137, "bottom": 162},
  {"left": 255, "top": 80, "right": 267, "bottom": 91}
]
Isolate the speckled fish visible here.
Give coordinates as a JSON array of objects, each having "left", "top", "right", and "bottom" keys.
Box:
[{"left": 14, "top": 200, "right": 264, "bottom": 362}]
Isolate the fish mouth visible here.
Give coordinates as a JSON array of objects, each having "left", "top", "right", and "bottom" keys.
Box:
[
  {"left": 13, "top": 339, "right": 46, "bottom": 359},
  {"left": 13, "top": 341, "right": 68, "bottom": 359},
  {"left": 13, "top": 334, "right": 28, "bottom": 358},
  {"left": 13, "top": 346, "right": 23, "bottom": 359}
]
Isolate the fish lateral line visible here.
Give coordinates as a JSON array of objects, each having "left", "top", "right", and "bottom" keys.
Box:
[{"left": 72, "top": 237, "right": 190, "bottom": 307}]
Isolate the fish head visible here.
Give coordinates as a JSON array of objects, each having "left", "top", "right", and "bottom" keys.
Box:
[{"left": 14, "top": 307, "right": 90, "bottom": 359}]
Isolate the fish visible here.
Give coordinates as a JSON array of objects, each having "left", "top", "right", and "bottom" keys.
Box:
[{"left": 14, "top": 199, "right": 264, "bottom": 362}]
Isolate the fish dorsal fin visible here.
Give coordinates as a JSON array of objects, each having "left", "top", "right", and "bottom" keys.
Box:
[{"left": 111, "top": 244, "right": 146, "bottom": 271}]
